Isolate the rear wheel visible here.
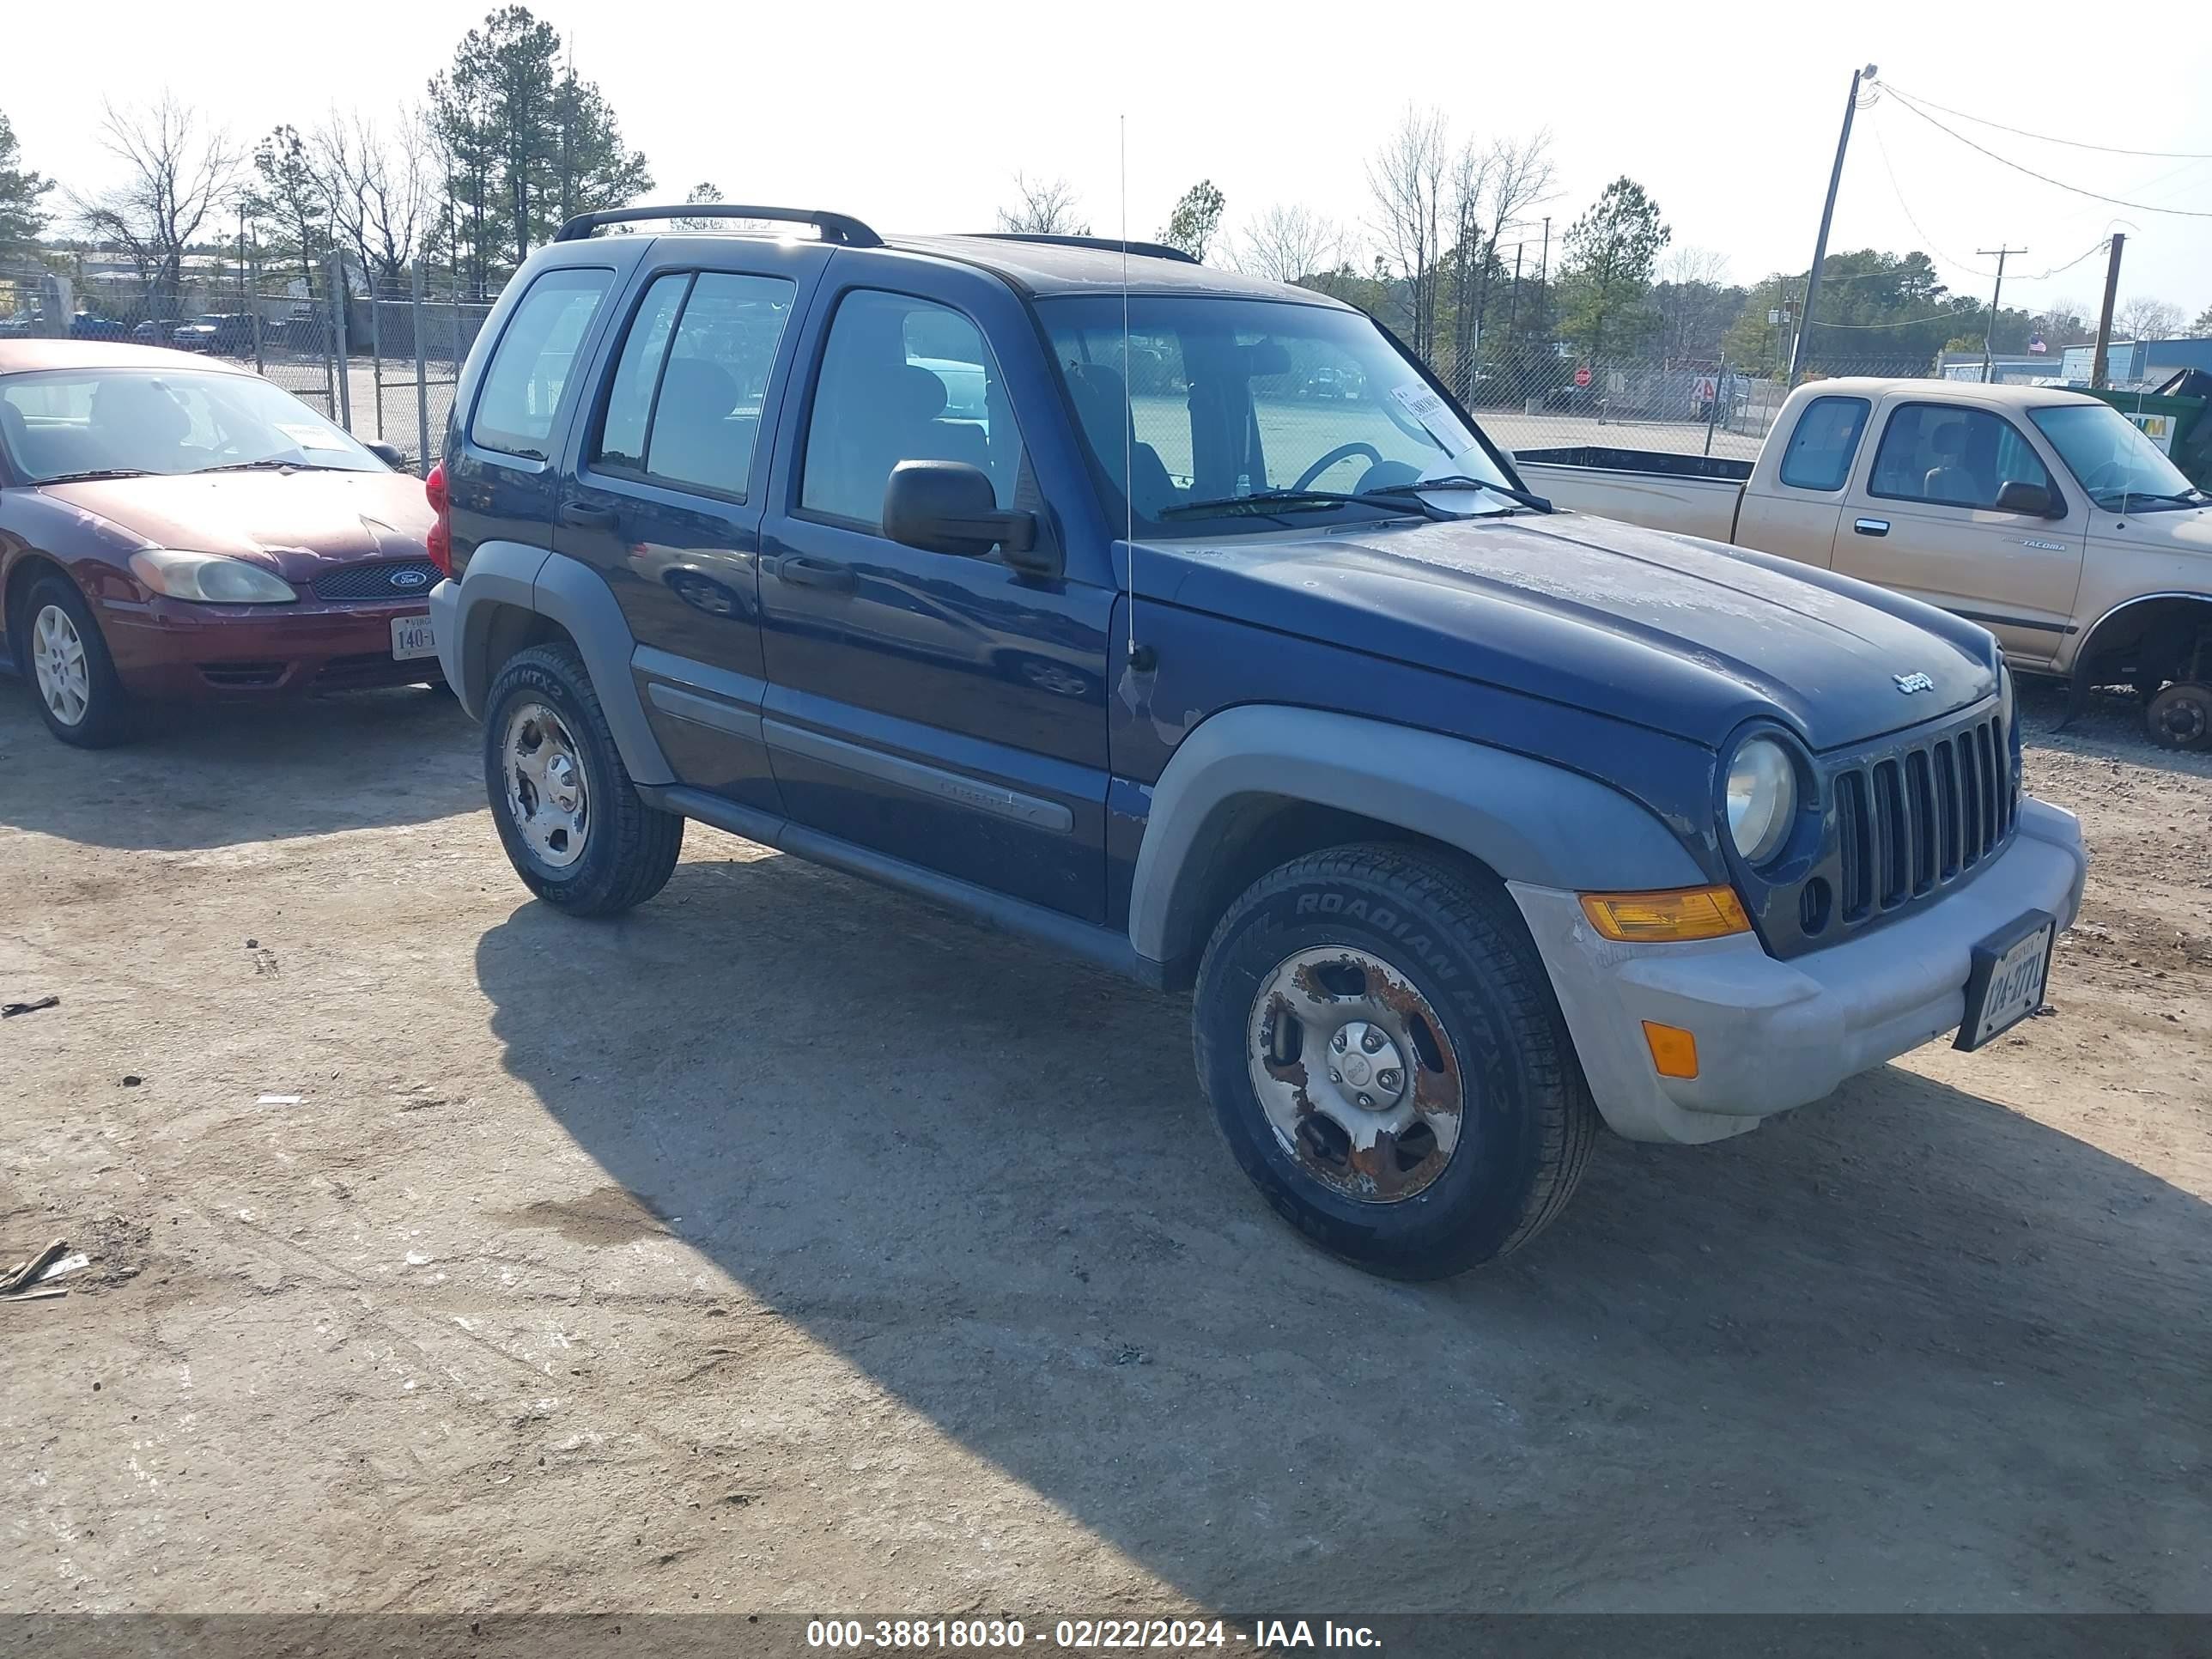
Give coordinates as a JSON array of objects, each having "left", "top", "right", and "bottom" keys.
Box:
[
  {"left": 1194, "top": 843, "right": 1597, "bottom": 1279},
  {"left": 2145, "top": 682, "right": 2210, "bottom": 750},
  {"left": 15, "top": 574, "right": 133, "bottom": 748},
  {"left": 483, "top": 642, "right": 683, "bottom": 915}
]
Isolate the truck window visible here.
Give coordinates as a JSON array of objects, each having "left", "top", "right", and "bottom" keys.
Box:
[
  {"left": 470, "top": 267, "right": 613, "bottom": 461},
  {"left": 799, "top": 289, "right": 1023, "bottom": 530},
  {"left": 594, "top": 270, "right": 795, "bottom": 499},
  {"left": 1778, "top": 395, "right": 1869, "bottom": 491},
  {"left": 1869, "top": 403, "right": 2052, "bottom": 512}
]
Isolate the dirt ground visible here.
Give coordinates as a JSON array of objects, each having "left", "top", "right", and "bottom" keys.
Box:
[{"left": 1, "top": 677, "right": 2206, "bottom": 1624}]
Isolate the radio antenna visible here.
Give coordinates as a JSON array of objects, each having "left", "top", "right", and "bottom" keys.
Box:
[{"left": 1120, "top": 114, "right": 1152, "bottom": 672}]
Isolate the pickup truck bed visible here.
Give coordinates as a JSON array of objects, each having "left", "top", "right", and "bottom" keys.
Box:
[{"left": 1516, "top": 445, "right": 1749, "bottom": 543}]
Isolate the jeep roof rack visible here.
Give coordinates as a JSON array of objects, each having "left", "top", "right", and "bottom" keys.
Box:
[
  {"left": 962, "top": 232, "right": 1198, "bottom": 265},
  {"left": 553, "top": 204, "right": 883, "bottom": 247}
]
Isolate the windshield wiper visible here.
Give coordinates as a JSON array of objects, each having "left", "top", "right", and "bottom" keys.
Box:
[
  {"left": 191, "top": 459, "right": 350, "bottom": 475},
  {"left": 1367, "top": 474, "right": 1554, "bottom": 514},
  {"left": 2104, "top": 489, "right": 2205, "bottom": 507},
  {"left": 34, "top": 468, "right": 155, "bottom": 484},
  {"left": 1158, "top": 488, "right": 1452, "bottom": 523}
]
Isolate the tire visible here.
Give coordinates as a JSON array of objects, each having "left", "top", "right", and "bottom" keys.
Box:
[
  {"left": 2145, "top": 681, "right": 2210, "bottom": 751},
  {"left": 14, "top": 574, "right": 135, "bottom": 748},
  {"left": 1194, "top": 843, "right": 1597, "bottom": 1279},
  {"left": 482, "top": 641, "right": 684, "bottom": 915}
]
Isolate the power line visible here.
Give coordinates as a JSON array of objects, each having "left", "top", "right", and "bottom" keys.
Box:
[
  {"left": 1886, "top": 88, "right": 2212, "bottom": 218},
  {"left": 1869, "top": 117, "right": 1998, "bottom": 279},
  {"left": 1881, "top": 84, "right": 2212, "bottom": 161}
]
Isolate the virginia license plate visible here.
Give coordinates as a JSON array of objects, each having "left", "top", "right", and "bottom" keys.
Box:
[
  {"left": 1955, "top": 910, "right": 2057, "bottom": 1051},
  {"left": 390, "top": 615, "right": 436, "bottom": 661}
]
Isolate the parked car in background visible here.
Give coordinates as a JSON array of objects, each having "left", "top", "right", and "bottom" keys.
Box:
[
  {"left": 426, "top": 204, "right": 2085, "bottom": 1279},
  {"left": 1519, "top": 379, "right": 2212, "bottom": 748},
  {"left": 128, "top": 319, "right": 179, "bottom": 348},
  {"left": 0, "top": 340, "right": 439, "bottom": 747},
  {"left": 171, "top": 313, "right": 260, "bottom": 356},
  {"left": 69, "top": 314, "right": 129, "bottom": 343}
]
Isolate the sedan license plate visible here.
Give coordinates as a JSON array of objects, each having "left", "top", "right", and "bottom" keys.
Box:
[
  {"left": 1955, "top": 910, "right": 2057, "bottom": 1051},
  {"left": 390, "top": 614, "right": 436, "bottom": 661}
]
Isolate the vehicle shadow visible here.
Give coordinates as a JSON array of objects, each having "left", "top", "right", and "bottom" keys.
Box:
[
  {"left": 0, "top": 685, "right": 480, "bottom": 851},
  {"left": 472, "top": 847, "right": 2212, "bottom": 1613}
]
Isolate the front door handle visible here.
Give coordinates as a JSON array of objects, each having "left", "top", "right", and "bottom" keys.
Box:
[
  {"left": 774, "top": 554, "right": 857, "bottom": 593},
  {"left": 559, "top": 501, "right": 617, "bottom": 530},
  {"left": 1853, "top": 517, "right": 1890, "bottom": 537}
]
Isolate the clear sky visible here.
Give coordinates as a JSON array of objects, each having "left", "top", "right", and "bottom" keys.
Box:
[{"left": 13, "top": 0, "right": 2210, "bottom": 325}]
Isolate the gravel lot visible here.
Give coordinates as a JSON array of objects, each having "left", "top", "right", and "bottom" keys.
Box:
[{"left": 1, "top": 678, "right": 2206, "bottom": 1623}]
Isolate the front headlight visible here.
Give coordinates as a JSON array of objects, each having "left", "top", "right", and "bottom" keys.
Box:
[
  {"left": 1726, "top": 736, "right": 1798, "bottom": 865},
  {"left": 1999, "top": 665, "right": 2016, "bottom": 733},
  {"left": 129, "top": 550, "right": 297, "bottom": 605}
]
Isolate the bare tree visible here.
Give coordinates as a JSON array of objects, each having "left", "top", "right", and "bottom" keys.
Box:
[
  {"left": 1443, "top": 139, "right": 1497, "bottom": 391},
  {"left": 70, "top": 95, "right": 244, "bottom": 318},
  {"left": 2113, "top": 295, "right": 2183, "bottom": 342},
  {"left": 313, "top": 107, "right": 437, "bottom": 294},
  {"left": 996, "top": 173, "right": 1089, "bottom": 236},
  {"left": 1232, "top": 204, "right": 1347, "bottom": 286},
  {"left": 1460, "top": 131, "right": 1555, "bottom": 376},
  {"left": 1366, "top": 105, "right": 1449, "bottom": 357}
]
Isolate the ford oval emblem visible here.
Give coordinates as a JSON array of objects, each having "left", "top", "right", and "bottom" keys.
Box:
[
  {"left": 1893, "top": 672, "right": 1935, "bottom": 694},
  {"left": 391, "top": 568, "right": 430, "bottom": 589}
]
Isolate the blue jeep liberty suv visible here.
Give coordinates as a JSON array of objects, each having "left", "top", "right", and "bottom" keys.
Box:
[{"left": 428, "top": 203, "right": 2088, "bottom": 1279}]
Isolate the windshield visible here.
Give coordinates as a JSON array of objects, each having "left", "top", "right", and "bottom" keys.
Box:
[
  {"left": 2028, "top": 403, "right": 2201, "bottom": 512},
  {"left": 0, "top": 367, "right": 381, "bottom": 484},
  {"left": 1038, "top": 295, "right": 1517, "bottom": 535}
]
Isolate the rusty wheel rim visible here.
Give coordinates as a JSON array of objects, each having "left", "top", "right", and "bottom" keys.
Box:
[{"left": 1246, "top": 945, "right": 1465, "bottom": 1204}]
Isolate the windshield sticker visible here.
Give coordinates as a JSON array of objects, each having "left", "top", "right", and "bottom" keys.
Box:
[
  {"left": 276, "top": 422, "right": 348, "bottom": 451},
  {"left": 1390, "top": 385, "right": 1467, "bottom": 451}
]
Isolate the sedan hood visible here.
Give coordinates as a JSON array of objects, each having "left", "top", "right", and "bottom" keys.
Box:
[
  {"left": 37, "top": 468, "right": 434, "bottom": 581},
  {"left": 1136, "top": 512, "right": 2001, "bottom": 751}
]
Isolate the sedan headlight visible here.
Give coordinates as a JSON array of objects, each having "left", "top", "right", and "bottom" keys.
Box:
[
  {"left": 129, "top": 549, "right": 297, "bottom": 605},
  {"left": 1726, "top": 736, "right": 1798, "bottom": 865}
]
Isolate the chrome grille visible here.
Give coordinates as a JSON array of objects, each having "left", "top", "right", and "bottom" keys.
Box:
[{"left": 1831, "top": 713, "right": 2015, "bottom": 927}]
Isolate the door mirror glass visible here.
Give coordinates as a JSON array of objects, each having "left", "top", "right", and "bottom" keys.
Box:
[
  {"left": 884, "top": 459, "right": 1043, "bottom": 565},
  {"left": 1994, "top": 477, "right": 2056, "bottom": 517},
  {"left": 363, "top": 440, "right": 405, "bottom": 469}
]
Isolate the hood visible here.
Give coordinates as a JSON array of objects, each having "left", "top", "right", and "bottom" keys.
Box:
[
  {"left": 1136, "top": 513, "right": 2000, "bottom": 752},
  {"left": 37, "top": 468, "right": 434, "bottom": 581}
]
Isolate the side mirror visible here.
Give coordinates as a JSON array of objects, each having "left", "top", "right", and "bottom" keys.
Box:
[
  {"left": 883, "top": 460, "right": 1056, "bottom": 575},
  {"left": 364, "top": 441, "right": 406, "bottom": 470},
  {"left": 1994, "top": 478, "right": 2062, "bottom": 519}
]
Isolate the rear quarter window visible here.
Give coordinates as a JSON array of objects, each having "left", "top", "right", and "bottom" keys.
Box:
[
  {"left": 1778, "top": 395, "right": 1870, "bottom": 491},
  {"left": 470, "top": 267, "right": 614, "bottom": 460}
]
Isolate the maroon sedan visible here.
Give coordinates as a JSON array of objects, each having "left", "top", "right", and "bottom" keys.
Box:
[{"left": 0, "top": 340, "right": 440, "bottom": 747}]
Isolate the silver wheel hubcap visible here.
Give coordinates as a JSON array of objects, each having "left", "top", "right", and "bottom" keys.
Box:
[
  {"left": 501, "top": 702, "right": 590, "bottom": 869},
  {"left": 1248, "top": 945, "right": 1465, "bottom": 1203},
  {"left": 30, "top": 604, "right": 92, "bottom": 727}
]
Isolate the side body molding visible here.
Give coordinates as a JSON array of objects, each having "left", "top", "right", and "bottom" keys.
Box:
[
  {"left": 1128, "top": 705, "right": 1707, "bottom": 972},
  {"left": 443, "top": 543, "right": 675, "bottom": 787}
]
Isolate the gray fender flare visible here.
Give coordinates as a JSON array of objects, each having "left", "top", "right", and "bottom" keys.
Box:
[
  {"left": 1127, "top": 705, "right": 1705, "bottom": 969},
  {"left": 443, "top": 541, "right": 674, "bottom": 787}
]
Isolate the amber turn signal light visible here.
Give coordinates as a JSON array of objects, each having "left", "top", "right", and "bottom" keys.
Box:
[
  {"left": 1579, "top": 885, "right": 1752, "bottom": 943},
  {"left": 1641, "top": 1021, "right": 1700, "bottom": 1079}
]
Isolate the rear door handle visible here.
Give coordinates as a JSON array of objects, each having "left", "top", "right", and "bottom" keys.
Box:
[
  {"left": 559, "top": 501, "right": 617, "bottom": 529},
  {"left": 1853, "top": 518, "right": 1889, "bottom": 537},
  {"left": 774, "top": 555, "right": 856, "bottom": 593}
]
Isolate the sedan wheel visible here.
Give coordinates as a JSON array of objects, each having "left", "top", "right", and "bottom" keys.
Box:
[{"left": 31, "top": 604, "right": 92, "bottom": 728}]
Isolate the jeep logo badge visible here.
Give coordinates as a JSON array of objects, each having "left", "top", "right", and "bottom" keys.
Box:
[
  {"left": 392, "top": 568, "right": 430, "bottom": 589},
  {"left": 1893, "top": 672, "right": 1935, "bottom": 694}
]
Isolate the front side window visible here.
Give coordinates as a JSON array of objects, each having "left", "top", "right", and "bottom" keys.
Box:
[
  {"left": 0, "top": 368, "right": 381, "bottom": 483},
  {"left": 1778, "top": 395, "right": 1869, "bottom": 491},
  {"left": 471, "top": 267, "right": 612, "bottom": 460},
  {"left": 2028, "top": 402, "right": 2202, "bottom": 513},
  {"left": 1869, "top": 403, "right": 2052, "bottom": 512},
  {"left": 800, "top": 289, "right": 1023, "bottom": 530},
  {"left": 1039, "top": 294, "right": 1516, "bottom": 535}
]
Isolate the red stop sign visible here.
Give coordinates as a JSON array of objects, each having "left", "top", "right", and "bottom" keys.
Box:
[{"left": 1573, "top": 366, "right": 1592, "bottom": 388}]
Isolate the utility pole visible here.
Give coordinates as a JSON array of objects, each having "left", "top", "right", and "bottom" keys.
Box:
[
  {"left": 2091, "top": 233, "right": 2125, "bottom": 390},
  {"left": 1536, "top": 215, "right": 1551, "bottom": 343},
  {"left": 1977, "top": 245, "right": 2027, "bottom": 382},
  {"left": 1791, "top": 64, "right": 1878, "bottom": 384}
]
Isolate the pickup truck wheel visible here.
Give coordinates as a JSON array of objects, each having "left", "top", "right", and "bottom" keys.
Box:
[
  {"left": 483, "top": 642, "right": 684, "bottom": 915},
  {"left": 2145, "top": 681, "right": 2209, "bottom": 750},
  {"left": 1194, "top": 843, "right": 1596, "bottom": 1279}
]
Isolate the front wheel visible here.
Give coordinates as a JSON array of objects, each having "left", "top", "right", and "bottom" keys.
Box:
[
  {"left": 483, "top": 642, "right": 684, "bottom": 915},
  {"left": 1194, "top": 844, "right": 1597, "bottom": 1279},
  {"left": 16, "top": 574, "right": 134, "bottom": 748},
  {"left": 2145, "top": 681, "right": 2210, "bottom": 750}
]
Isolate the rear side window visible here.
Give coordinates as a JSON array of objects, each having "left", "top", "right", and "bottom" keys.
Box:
[
  {"left": 800, "top": 289, "right": 1024, "bottom": 530},
  {"left": 470, "top": 267, "right": 613, "bottom": 460},
  {"left": 1869, "top": 403, "right": 2052, "bottom": 511},
  {"left": 592, "top": 270, "right": 795, "bottom": 499},
  {"left": 1778, "top": 395, "right": 1869, "bottom": 491}
]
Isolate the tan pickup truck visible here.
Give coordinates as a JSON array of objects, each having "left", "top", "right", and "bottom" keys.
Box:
[{"left": 1516, "top": 378, "right": 2212, "bottom": 748}]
